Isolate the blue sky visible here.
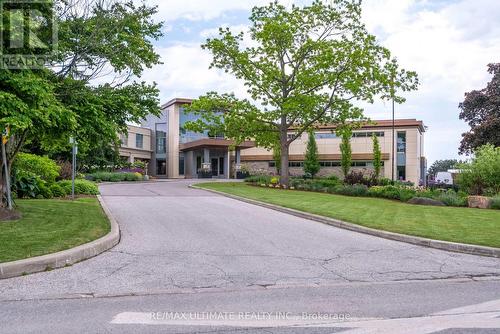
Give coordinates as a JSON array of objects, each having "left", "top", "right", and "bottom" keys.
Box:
[{"left": 139, "top": 0, "right": 500, "bottom": 164}]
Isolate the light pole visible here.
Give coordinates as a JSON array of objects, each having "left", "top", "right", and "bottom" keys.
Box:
[
  {"left": 69, "top": 137, "right": 77, "bottom": 200},
  {"left": 392, "top": 98, "right": 395, "bottom": 182}
]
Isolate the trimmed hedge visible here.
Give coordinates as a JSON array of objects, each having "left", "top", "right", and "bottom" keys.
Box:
[
  {"left": 58, "top": 180, "right": 99, "bottom": 195},
  {"left": 87, "top": 172, "right": 143, "bottom": 182}
]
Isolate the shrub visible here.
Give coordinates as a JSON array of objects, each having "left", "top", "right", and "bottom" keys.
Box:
[
  {"left": 437, "top": 190, "right": 467, "bottom": 207},
  {"left": 87, "top": 171, "right": 142, "bottom": 182},
  {"left": 49, "top": 183, "right": 66, "bottom": 197},
  {"left": 12, "top": 170, "right": 40, "bottom": 199},
  {"left": 456, "top": 144, "right": 500, "bottom": 195},
  {"left": 270, "top": 177, "right": 279, "bottom": 185},
  {"left": 14, "top": 153, "right": 60, "bottom": 183},
  {"left": 57, "top": 180, "right": 99, "bottom": 195},
  {"left": 334, "top": 184, "right": 368, "bottom": 197},
  {"left": 491, "top": 196, "right": 500, "bottom": 210},
  {"left": 344, "top": 170, "right": 366, "bottom": 185},
  {"left": 367, "top": 185, "right": 416, "bottom": 201},
  {"left": 377, "top": 178, "right": 393, "bottom": 186},
  {"left": 326, "top": 174, "right": 341, "bottom": 182},
  {"left": 57, "top": 160, "right": 73, "bottom": 180},
  {"left": 38, "top": 183, "right": 53, "bottom": 199},
  {"left": 245, "top": 175, "right": 273, "bottom": 184}
]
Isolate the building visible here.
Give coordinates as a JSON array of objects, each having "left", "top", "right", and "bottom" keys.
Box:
[
  {"left": 118, "top": 125, "right": 152, "bottom": 164},
  {"left": 241, "top": 119, "right": 427, "bottom": 184},
  {"left": 120, "top": 98, "right": 426, "bottom": 185}
]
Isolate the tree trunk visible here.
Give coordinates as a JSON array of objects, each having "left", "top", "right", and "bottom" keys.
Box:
[{"left": 279, "top": 129, "right": 289, "bottom": 186}]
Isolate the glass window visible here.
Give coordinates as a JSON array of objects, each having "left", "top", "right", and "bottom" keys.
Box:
[
  {"left": 397, "top": 132, "right": 406, "bottom": 153},
  {"left": 352, "top": 131, "right": 384, "bottom": 138},
  {"left": 155, "top": 123, "right": 167, "bottom": 154},
  {"left": 179, "top": 108, "right": 223, "bottom": 143},
  {"left": 179, "top": 153, "right": 184, "bottom": 175},
  {"left": 156, "top": 158, "right": 166, "bottom": 175},
  {"left": 397, "top": 166, "right": 406, "bottom": 180},
  {"left": 120, "top": 134, "right": 128, "bottom": 147},
  {"left": 269, "top": 161, "right": 276, "bottom": 168},
  {"left": 315, "top": 132, "right": 337, "bottom": 139},
  {"left": 135, "top": 134, "right": 144, "bottom": 149}
]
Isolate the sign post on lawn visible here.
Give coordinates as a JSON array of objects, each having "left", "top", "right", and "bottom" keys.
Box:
[
  {"left": 69, "top": 136, "right": 77, "bottom": 200},
  {"left": 1, "top": 127, "right": 13, "bottom": 210}
]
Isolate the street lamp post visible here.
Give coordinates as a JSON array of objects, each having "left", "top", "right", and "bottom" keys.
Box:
[
  {"left": 69, "top": 137, "right": 77, "bottom": 200},
  {"left": 392, "top": 98, "right": 395, "bottom": 182}
]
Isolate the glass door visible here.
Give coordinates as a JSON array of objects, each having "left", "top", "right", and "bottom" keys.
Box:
[{"left": 211, "top": 158, "right": 219, "bottom": 176}]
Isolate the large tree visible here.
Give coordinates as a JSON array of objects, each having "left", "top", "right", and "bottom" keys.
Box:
[
  {"left": 185, "top": 0, "right": 418, "bottom": 185},
  {"left": 459, "top": 63, "right": 500, "bottom": 155},
  {"left": 1, "top": 0, "right": 163, "bottom": 207},
  {"left": 427, "top": 159, "right": 459, "bottom": 178}
]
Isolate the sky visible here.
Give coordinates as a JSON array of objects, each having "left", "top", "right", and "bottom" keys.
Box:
[{"left": 138, "top": 0, "right": 500, "bottom": 164}]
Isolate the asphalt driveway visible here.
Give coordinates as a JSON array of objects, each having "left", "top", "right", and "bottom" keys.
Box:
[{"left": 1, "top": 180, "right": 500, "bottom": 333}]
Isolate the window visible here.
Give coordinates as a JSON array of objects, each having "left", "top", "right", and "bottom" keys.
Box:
[
  {"left": 397, "top": 166, "right": 406, "bottom": 180},
  {"left": 196, "top": 156, "right": 202, "bottom": 170},
  {"left": 397, "top": 132, "right": 406, "bottom": 153},
  {"left": 120, "top": 134, "right": 128, "bottom": 147},
  {"left": 397, "top": 131, "right": 407, "bottom": 180},
  {"left": 352, "top": 131, "right": 384, "bottom": 138},
  {"left": 269, "top": 161, "right": 304, "bottom": 168},
  {"left": 179, "top": 108, "right": 224, "bottom": 143},
  {"left": 289, "top": 161, "right": 304, "bottom": 167},
  {"left": 155, "top": 123, "right": 167, "bottom": 154},
  {"left": 287, "top": 133, "right": 296, "bottom": 141},
  {"left": 179, "top": 153, "right": 185, "bottom": 175},
  {"left": 315, "top": 132, "right": 337, "bottom": 139},
  {"left": 135, "top": 134, "right": 144, "bottom": 149}
]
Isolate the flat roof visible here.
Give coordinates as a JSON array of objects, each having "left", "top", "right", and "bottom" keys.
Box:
[{"left": 161, "top": 98, "right": 193, "bottom": 109}]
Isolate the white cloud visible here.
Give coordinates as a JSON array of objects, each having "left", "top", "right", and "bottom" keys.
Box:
[
  {"left": 141, "top": 43, "right": 248, "bottom": 103},
  {"left": 361, "top": 0, "right": 500, "bottom": 162}
]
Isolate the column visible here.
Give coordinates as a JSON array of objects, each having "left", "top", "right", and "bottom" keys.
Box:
[
  {"left": 234, "top": 148, "right": 241, "bottom": 179},
  {"left": 203, "top": 148, "right": 210, "bottom": 164},
  {"left": 226, "top": 150, "right": 231, "bottom": 179}
]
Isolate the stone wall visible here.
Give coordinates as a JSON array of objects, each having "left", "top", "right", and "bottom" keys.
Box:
[{"left": 242, "top": 161, "right": 385, "bottom": 178}]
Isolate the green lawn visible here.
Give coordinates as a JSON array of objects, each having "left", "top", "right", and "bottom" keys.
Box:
[
  {"left": 0, "top": 198, "right": 110, "bottom": 263},
  {"left": 198, "top": 182, "right": 500, "bottom": 248}
]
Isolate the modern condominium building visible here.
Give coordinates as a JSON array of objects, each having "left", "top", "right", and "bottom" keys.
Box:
[{"left": 119, "top": 98, "right": 427, "bottom": 185}]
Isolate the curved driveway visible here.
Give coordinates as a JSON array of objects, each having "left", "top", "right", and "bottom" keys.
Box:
[
  {"left": 1, "top": 180, "right": 499, "bottom": 300},
  {"left": 1, "top": 180, "right": 500, "bottom": 333}
]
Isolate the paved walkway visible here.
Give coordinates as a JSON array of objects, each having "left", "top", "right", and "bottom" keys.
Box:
[{"left": 1, "top": 180, "right": 500, "bottom": 333}]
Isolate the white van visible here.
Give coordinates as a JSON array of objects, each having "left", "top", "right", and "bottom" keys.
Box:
[{"left": 435, "top": 172, "right": 453, "bottom": 185}]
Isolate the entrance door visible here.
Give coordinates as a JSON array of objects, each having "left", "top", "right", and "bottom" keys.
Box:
[
  {"left": 211, "top": 158, "right": 219, "bottom": 176},
  {"left": 219, "top": 157, "right": 224, "bottom": 176}
]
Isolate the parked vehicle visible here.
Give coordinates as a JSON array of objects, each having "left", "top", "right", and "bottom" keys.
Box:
[{"left": 435, "top": 172, "right": 453, "bottom": 185}]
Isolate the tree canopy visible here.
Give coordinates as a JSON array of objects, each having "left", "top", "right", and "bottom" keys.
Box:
[
  {"left": 1, "top": 0, "right": 163, "bottom": 207},
  {"left": 427, "top": 159, "right": 459, "bottom": 177},
  {"left": 185, "top": 0, "right": 418, "bottom": 185},
  {"left": 459, "top": 63, "right": 500, "bottom": 155}
]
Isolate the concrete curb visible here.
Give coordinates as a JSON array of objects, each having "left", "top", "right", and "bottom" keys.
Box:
[
  {"left": 190, "top": 185, "right": 500, "bottom": 258},
  {"left": 0, "top": 195, "right": 121, "bottom": 279}
]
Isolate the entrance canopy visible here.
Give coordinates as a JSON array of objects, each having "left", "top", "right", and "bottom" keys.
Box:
[{"left": 179, "top": 138, "right": 255, "bottom": 152}]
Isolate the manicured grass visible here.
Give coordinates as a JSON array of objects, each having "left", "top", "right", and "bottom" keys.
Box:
[
  {"left": 0, "top": 198, "right": 110, "bottom": 263},
  {"left": 198, "top": 182, "right": 500, "bottom": 248}
]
